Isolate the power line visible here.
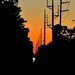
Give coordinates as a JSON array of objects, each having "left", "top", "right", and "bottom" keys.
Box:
[
  {"left": 60, "top": 0, "right": 71, "bottom": 25},
  {"left": 70, "top": 20, "right": 75, "bottom": 26},
  {"left": 62, "top": 10, "right": 69, "bottom": 22},
  {"left": 66, "top": 0, "right": 71, "bottom": 9},
  {"left": 62, "top": 0, "right": 71, "bottom": 22}
]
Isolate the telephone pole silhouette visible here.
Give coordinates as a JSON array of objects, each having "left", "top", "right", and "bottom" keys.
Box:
[
  {"left": 52, "top": 0, "right": 54, "bottom": 42},
  {"left": 44, "top": 9, "right": 46, "bottom": 45},
  {"left": 60, "top": 0, "right": 69, "bottom": 25},
  {"left": 46, "top": 0, "right": 70, "bottom": 42},
  {"left": 47, "top": 0, "right": 55, "bottom": 42},
  {"left": 60, "top": 0, "right": 62, "bottom": 26},
  {"left": 40, "top": 28, "right": 42, "bottom": 46}
]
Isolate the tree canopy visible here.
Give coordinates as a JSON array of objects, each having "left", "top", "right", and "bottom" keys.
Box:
[{"left": 0, "top": 0, "right": 34, "bottom": 67}]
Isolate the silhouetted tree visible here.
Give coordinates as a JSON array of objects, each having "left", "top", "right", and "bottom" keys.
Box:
[
  {"left": 0, "top": 0, "right": 34, "bottom": 67},
  {"left": 35, "top": 24, "right": 75, "bottom": 67}
]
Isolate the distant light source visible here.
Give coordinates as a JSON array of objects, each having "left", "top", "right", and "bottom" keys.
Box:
[
  {"left": 32, "top": 57, "right": 35, "bottom": 62},
  {"left": 2, "top": 1, "right": 4, "bottom": 3}
]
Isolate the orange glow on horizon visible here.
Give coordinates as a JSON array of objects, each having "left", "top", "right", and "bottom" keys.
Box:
[
  {"left": 28, "top": 26, "right": 52, "bottom": 54},
  {"left": 19, "top": 0, "right": 75, "bottom": 54}
]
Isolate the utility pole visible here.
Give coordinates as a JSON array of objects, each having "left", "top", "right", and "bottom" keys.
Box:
[
  {"left": 60, "top": 0, "right": 62, "bottom": 26},
  {"left": 47, "top": 0, "right": 54, "bottom": 42},
  {"left": 44, "top": 9, "right": 46, "bottom": 45},
  {"left": 52, "top": 0, "right": 54, "bottom": 42},
  {"left": 46, "top": 0, "right": 70, "bottom": 42},
  {"left": 60, "top": 0, "right": 70, "bottom": 25},
  {"left": 40, "top": 28, "right": 42, "bottom": 46}
]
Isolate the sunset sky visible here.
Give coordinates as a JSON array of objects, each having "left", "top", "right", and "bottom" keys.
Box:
[{"left": 18, "top": 0, "right": 75, "bottom": 54}]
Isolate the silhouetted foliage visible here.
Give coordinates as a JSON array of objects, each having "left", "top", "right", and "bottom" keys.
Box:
[
  {"left": 35, "top": 24, "right": 75, "bottom": 66},
  {"left": 0, "top": 0, "right": 34, "bottom": 67}
]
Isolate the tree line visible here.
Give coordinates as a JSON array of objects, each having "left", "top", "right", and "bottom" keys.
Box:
[
  {"left": 0, "top": 0, "right": 34, "bottom": 68},
  {"left": 0, "top": 0, "right": 75, "bottom": 68}
]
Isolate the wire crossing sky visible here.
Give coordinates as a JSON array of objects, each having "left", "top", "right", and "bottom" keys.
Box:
[{"left": 18, "top": 0, "right": 75, "bottom": 53}]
